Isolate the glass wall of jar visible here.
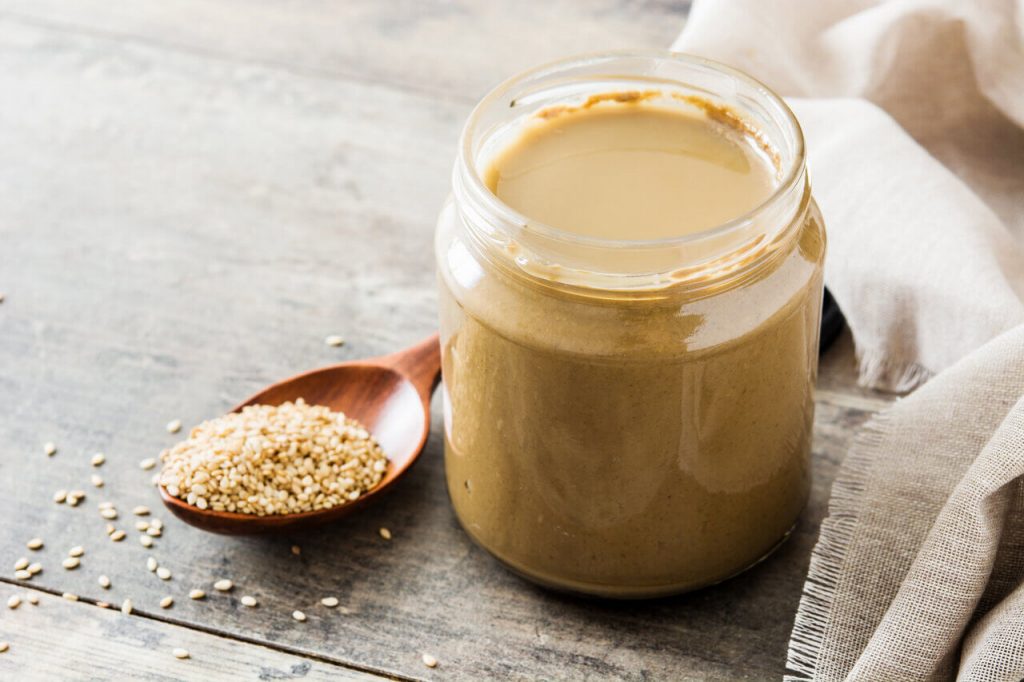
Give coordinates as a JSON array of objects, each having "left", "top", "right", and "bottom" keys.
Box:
[{"left": 436, "top": 52, "right": 826, "bottom": 598}]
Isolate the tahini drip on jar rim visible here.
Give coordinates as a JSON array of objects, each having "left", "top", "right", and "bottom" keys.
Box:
[{"left": 451, "top": 51, "right": 808, "bottom": 297}]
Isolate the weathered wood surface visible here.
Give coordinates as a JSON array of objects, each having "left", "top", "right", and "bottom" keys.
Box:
[
  {"left": 0, "top": 1, "right": 688, "bottom": 99},
  {"left": 0, "top": 2, "right": 892, "bottom": 680},
  {"left": 0, "top": 586, "right": 383, "bottom": 681}
]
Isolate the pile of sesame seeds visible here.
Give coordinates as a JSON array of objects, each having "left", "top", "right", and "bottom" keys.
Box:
[{"left": 158, "top": 399, "right": 388, "bottom": 516}]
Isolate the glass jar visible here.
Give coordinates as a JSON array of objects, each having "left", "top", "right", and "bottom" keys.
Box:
[{"left": 435, "top": 52, "right": 825, "bottom": 598}]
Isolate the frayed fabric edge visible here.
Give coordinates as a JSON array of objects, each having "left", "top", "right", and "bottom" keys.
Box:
[
  {"left": 784, "top": 408, "right": 895, "bottom": 681},
  {"left": 855, "top": 346, "right": 934, "bottom": 394}
]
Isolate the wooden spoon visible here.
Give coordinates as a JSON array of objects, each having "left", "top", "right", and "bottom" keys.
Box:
[{"left": 158, "top": 334, "right": 441, "bottom": 535}]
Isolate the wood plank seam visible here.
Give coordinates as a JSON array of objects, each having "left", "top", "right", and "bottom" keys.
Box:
[
  {"left": 0, "top": 2, "right": 882, "bottom": 675},
  {"left": 0, "top": 10, "right": 473, "bottom": 104},
  {"left": 0, "top": 579, "right": 413, "bottom": 682}
]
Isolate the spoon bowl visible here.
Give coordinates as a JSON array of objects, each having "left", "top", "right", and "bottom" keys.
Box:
[{"left": 159, "top": 334, "right": 441, "bottom": 534}]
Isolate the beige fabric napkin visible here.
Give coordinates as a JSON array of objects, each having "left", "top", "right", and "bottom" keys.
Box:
[
  {"left": 787, "top": 326, "right": 1024, "bottom": 681},
  {"left": 672, "top": 1, "right": 1024, "bottom": 679},
  {"left": 676, "top": 0, "right": 1024, "bottom": 392}
]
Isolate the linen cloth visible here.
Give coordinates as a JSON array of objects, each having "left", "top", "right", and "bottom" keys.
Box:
[{"left": 672, "top": 1, "right": 1024, "bottom": 679}]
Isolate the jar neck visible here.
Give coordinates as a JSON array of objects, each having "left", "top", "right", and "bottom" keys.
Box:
[{"left": 451, "top": 51, "right": 808, "bottom": 298}]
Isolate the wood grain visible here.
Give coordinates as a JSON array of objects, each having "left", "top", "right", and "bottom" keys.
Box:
[
  {"left": 0, "top": 586, "right": 389, "bottom": 681},
  {"left": 0, "top": 1, "right": 689, "bottom": 100},
  {"left": 0, "top": 1, "right": 893, "bottom": 679}
]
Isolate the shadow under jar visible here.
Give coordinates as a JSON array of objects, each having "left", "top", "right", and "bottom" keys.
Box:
[{"left": 435, "top": 52, "right": 826, "bottom": 598}]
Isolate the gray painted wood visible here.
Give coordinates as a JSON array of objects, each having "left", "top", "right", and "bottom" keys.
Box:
[
  {"left": 0, "top": 2, "right": 890, "bottom": 679},
  {"left": 0, "top": 0, "right": 688, "bottom": 100},
  {"left": 0, "top": 586, "right": 387, "bottom": 681}
]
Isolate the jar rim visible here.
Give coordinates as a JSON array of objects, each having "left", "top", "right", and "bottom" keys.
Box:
[{"left": 456, "top": 50, "right": 806, "bottom": 252}]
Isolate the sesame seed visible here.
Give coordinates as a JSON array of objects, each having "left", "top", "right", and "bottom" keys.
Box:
[
  {"left": 150, "top": 519, "right": 163, "bottom": 530},
  {"left": 324, "top": 335, "right": 345, "bottom": 347},
  {"left": 146, "top": 557, "right": 158, "bottom": 572},
  {"left": 97, "top": 601, "right": 110, "bottom": 608},
  {"left": 320, "top": 597, "right": 339, "bottom": 607},
  {"left": 62, "top": 557, "right": 80, "bottom": 570},
  {"left": 14, "top": 570, "right": 30, "bottom": 580},
  {"left": 189, "top": 589, "right": 205, "bottom": 600},
  {"left": 157, "top": 567, "right": 171, "bottom": 581},
  {"left": 290, "top": 545, "right": 301, "bottom": 556},
  {"left": 172, "top": 648, "right": 189, "bottom": 660},
  {"left": 139, "top": 535, "right": 153, "bottom": 548},
  {"left": 62, "top": 592, "right": 78, "bottom": 601},
  {"left": 67, "top": 496, "right": 81, "bottom": 507},
  {"left": 0, "top": 642, "right": 8, "bottom": 653},
  {"left": 146, "top": 527, "right": 162, "bottom": 537},
  {"left": 26, "top": 594, "right": 38, "bottom": 605},
  {"left": 91, "top": 474, "right": 104, "bottom": 488},
  {"left": 91, "top": 453, "right": 105, "bottom": 467},
  {"left": 105, "top": 524, "right": 116, "bottom": 535},
  {"left": 160, "top": 596, "right": 173, "bottom": 609},
  {"left": 27, "top": 564, "right": 41, "bottom": 576},
  {"left": 132, "top": 506, "right": 151, "bottom": 516},
  {"left": 68, "top": 546, "right": 84, "bottom": 558},
  {"left": 13, "top": 557, "right": 28, "bottom": 571},
  {"left": 44, "top": 442, "right": 57, "bottom": 456},
  {"left": 379, "top": 527, "right": 392, "bottom": 540},
  {"left": 70, "top": 490, "right": 86, "bottom": 500},
  {"left": 166, "top": 419, "right": 182, "bottom": 434},
  {"left": 26, "top": 538, "right": 43, "bottom": 550},
  {"left": 292, "top": 610, "right": 306, "bottom": 622},
  {"left": 139, "top": 458, "right": 157, "bottom": 470},
  {"left": 98, "top": 575, "right": 111, "bottom": 588},
  {"left": 98, "top": 501, "right": 115, "bottom": 510},
  {"left": 240, "top": 595, "right": 257, "bottom": 607},
  {"left": 422, "top": 653, "right": 438, "bottom": 669},
  {"left": 121, "top": 599, "right": 133, "bottom": 615},
  {"left": 159, "top": 400, "right": 387, "bottom": 516},
  {"left": 101, "top": 508, "right": 118, "bottom": 520},
  {"left": 213, "top": 579, "right": 232, "bottom": 592},
  {"left": 53, "top": 490, "right": 67, "bottom": 504},
  {"left": 110, "top": 530, "right": 126, "bottom": 542},
  {"left": 7, "top": 596, "right": 20, "bottom": 609},
  {"left": 135, "top": 521, "right": 149, "bottom": 531}
]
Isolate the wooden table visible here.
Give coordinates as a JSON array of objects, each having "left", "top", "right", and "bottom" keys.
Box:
[{"left": 0, "top": 2, "right": 894, "bottom": 679}]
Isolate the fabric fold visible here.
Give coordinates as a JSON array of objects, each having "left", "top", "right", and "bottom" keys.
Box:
[
  {"left": 786, "top": 324, "right": 1024, "bottom": 681},
  {"left": 674, "top": 1, "right": 1024, "bottom": 678},
  {"left": 674, "top": 0, "right": 1024, "bottom": 392}
]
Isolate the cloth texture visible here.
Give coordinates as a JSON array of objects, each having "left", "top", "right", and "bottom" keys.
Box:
[
  {"left": 673, "top": 1, "right": 1024, "bottom": 680},
  {"left": 677, "top": 0, "right": 1024, "bottom": 392}
]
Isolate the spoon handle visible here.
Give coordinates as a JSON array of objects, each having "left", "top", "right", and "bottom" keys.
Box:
[{"left": 380, "top": 333, "right": 441, "bottom": 400}]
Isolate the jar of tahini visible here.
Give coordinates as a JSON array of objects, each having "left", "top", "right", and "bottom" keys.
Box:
[{"left": 435, "top": 52, "right": 826, "bottom": 598}]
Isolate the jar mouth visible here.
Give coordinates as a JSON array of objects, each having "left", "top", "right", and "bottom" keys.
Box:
[
  {"left": 452, "top": 49, "right": 811, "bottom": 290},
  {"left": 460, "top": 50, "right": 802, "bottom": 250}
]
